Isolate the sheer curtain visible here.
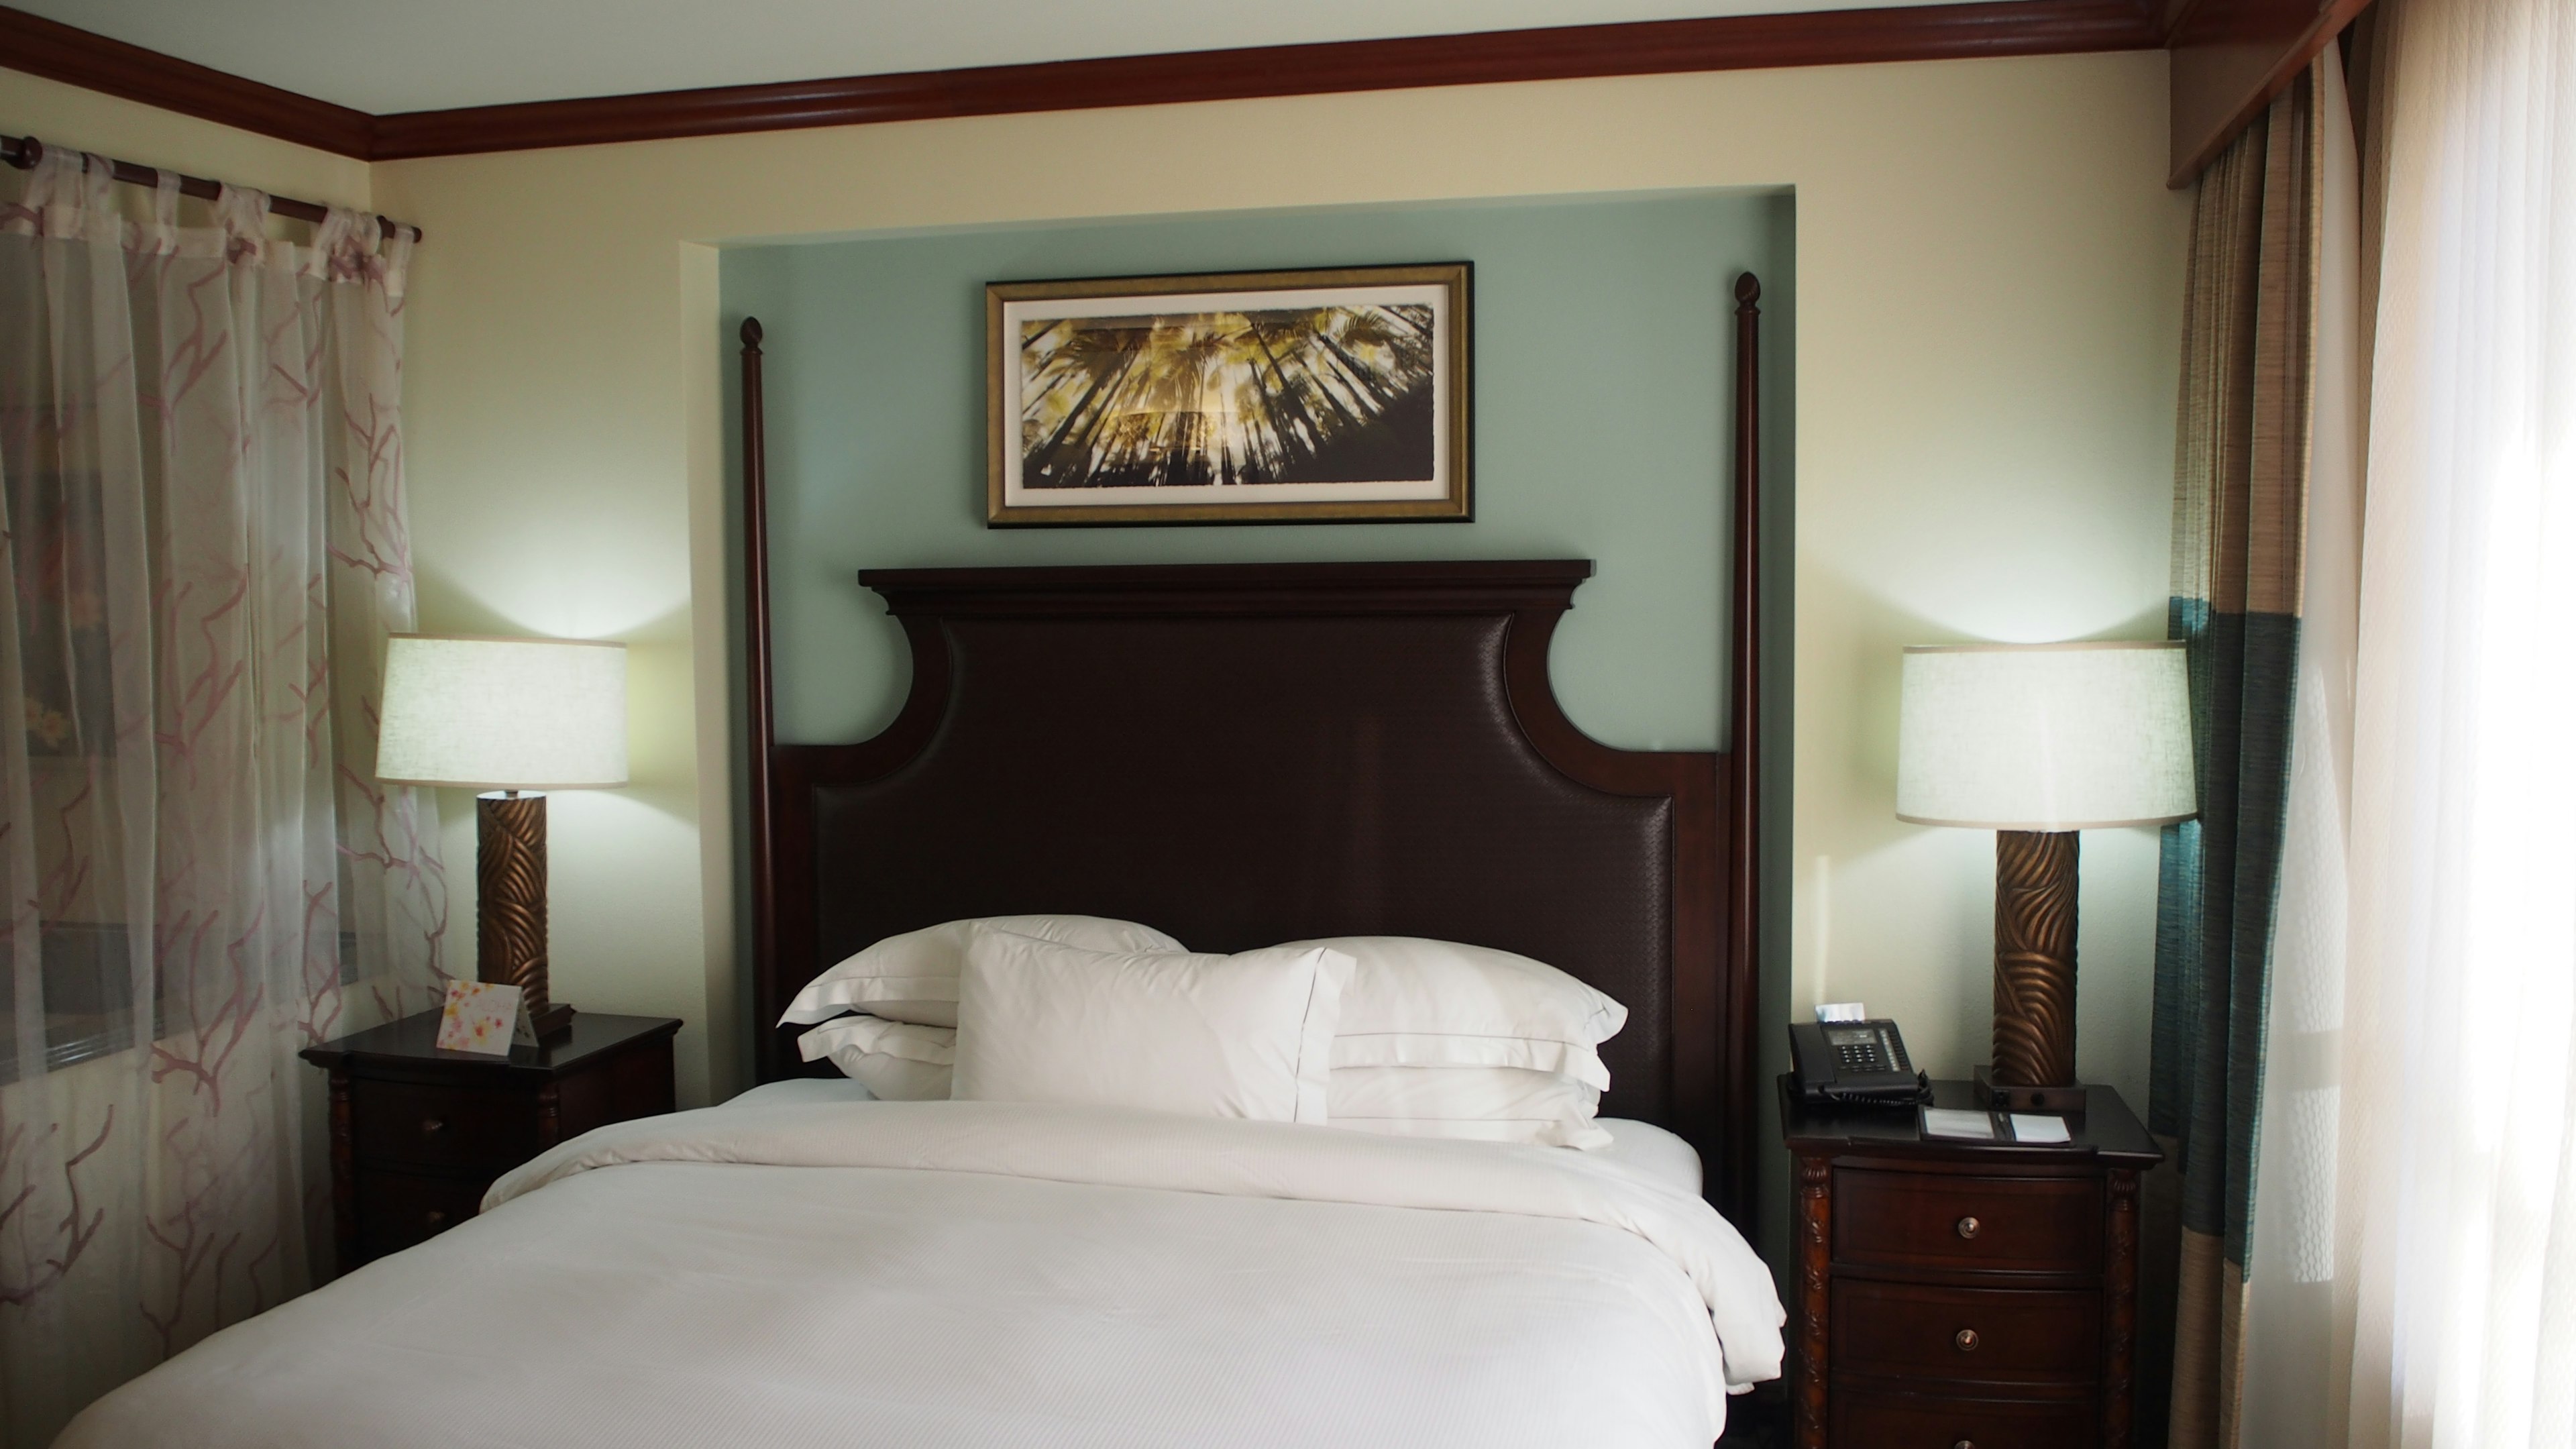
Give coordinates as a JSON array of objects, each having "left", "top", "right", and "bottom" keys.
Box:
[
  {"left": 0, "top": 148, "right": 450, "bottom": 1445},
  {"left": 2342, "top": 0, "right": 2576, "bottom": 1440},
  {"left": 2238, "top": 0, "right": 2576, "bottom": 1443}
]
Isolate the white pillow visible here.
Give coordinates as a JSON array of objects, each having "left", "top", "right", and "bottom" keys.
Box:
[
  {"left": 779, "top": 915, "right": 1185, "bottom": 1027},
  {"left": 797, "top": 1016, "right": 955, "bottom": 1101},
  {"left": 1288, "top": 936, "right": 1627, "bottom": 1089},
  {"left": 953, "top": 928, "right": 1352, "bottom": 1124},
  {"left": 1326, "top": 1065, "right": 1611, "bottom": 1150},
  {"left": 781, "top": 1040, "right": 1619, "bottom": 1151}
]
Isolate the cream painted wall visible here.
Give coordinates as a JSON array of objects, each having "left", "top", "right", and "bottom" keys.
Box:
[{"left": 5, "top": 53, "right": 2188, "bottom": 1271}]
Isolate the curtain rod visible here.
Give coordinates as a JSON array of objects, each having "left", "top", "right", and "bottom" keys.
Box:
[{"left": 0, "top": 133, "right": 420, "bottom": 244}]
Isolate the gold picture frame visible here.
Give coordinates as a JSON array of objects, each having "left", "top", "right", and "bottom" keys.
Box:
[{"left": 986, "top": 264, "right": 1471, "bottom": 527}]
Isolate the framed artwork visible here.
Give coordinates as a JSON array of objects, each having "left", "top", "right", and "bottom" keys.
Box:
[{"left": 986, "top": 263, "right": 1470, "bottom": 527}]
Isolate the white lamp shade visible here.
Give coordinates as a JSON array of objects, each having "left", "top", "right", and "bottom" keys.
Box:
[
  {"left": 376, "top": 634, "right": 628, "bottom": 790},
  {"left": 1897, "top": 641, "right": 2196, "bottom": 830}
]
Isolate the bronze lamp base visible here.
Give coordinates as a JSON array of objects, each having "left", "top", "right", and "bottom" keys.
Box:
[
  {"left": 478, "top": 791, "right": 574, "bottom": 1040},
  {"left": 1972, "top": 828, "right": 2084, "bottom": 1113}
]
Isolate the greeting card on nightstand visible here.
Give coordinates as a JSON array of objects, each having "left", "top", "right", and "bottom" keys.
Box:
[{"left": 435, "top": 981, "right": 537, "bottom": 1056}]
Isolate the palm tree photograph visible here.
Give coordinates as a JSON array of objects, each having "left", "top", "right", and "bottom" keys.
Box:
[{"left": 988, "top": 265, "right": 1470, "bottom": 525}]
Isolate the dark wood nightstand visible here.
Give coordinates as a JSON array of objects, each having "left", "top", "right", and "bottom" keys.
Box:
[
  {"left": 301, "top": 1010, "right": 680, "bottom": 1273},
  {"left": 1780, "top": 1077, "right": 2161, "bottom": 1449}
]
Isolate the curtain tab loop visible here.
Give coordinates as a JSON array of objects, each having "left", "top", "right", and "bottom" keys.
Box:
[
  {"left": 215, "top": 184, "right": 268, "bottom": 265},
  {"left": 148, "top": 168, "right": 180, "bottom": 256}
]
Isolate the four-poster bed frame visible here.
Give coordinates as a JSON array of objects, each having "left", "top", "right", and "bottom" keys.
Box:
[{"left": 730, "top": 275, "right": 1768, "bottom": 1224}]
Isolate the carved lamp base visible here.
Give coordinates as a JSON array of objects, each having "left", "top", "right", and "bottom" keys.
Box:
[
  {"left": 1974, "top": 828, "right": 2080, "bottom": 1111},
  {"left": 478, "top": 792, "right": 574, "bottom": 1040}
]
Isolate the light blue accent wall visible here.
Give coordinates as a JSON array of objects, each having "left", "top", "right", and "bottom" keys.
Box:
[{"left": 720, "top": 189, "right": 1792, "bottom": 753}]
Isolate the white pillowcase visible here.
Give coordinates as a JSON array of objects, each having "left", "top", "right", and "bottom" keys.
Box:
[
  {"left": 778, "top": 915, "right": 1185, "bottom": 1028},
  {"left": 952, "top": 928, "right": 1352, "bottom": 1124},
  {"left": 797, "top": 1015, "right": 955, "bottom": 1101},
  {"left": 1289, "top": 936, "right": 1627, "bottom": 1089},
  {"left": 1327, "top": 1065, "right": 1611, "bottom": 1150}
]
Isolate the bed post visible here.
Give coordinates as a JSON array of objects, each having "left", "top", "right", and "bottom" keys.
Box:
[
  {"left": 1725, "top": 274, "right": 1763, "bottom": 1230},
  {"left": 741, "top": 317, "right": 782, "bottom": 1080}
]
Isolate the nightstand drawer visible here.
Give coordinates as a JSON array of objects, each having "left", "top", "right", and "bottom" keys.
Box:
[
  {"left": 350, "top": 1079, "right": 540, "bottom": 1171},
  {"left": 1835, "top": 1169, "right": 2102, "bottom": 1275},
  {"left": 356, "top": 1169, "right": 487, "bottom": 1258},
  {"left": 1829, "top": 1387, "right": 2096, "bottom": 1449},
  {"left": 1832, "top": 1279, "right": 2098, "bottom": 1384},
  {"left": 310, "top": 1012, "right": 681, "bottom": 1275}
]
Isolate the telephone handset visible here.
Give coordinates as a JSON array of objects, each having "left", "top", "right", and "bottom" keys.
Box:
[{"left": 1790, "top": 1019, "right": 1932, "bottom": 1108}]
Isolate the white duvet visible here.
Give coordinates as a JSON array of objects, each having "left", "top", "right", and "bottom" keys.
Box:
[{"left": 58, "top": 1099, "right": 1783, "bottom": 1449}]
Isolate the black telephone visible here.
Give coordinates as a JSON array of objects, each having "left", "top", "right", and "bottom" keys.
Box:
[{"left": 1790, "top": 1019, "right": 1931, "bottom": 1107}]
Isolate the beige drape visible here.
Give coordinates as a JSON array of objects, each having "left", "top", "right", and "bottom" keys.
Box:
[{"left": 2150, "top": 52, "right": 2327, "bottom": 1449}]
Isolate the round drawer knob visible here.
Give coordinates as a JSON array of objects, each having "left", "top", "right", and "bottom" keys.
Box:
[
  {"left": 421, "top": 1118, "right": 446, "bottom": 1135},
  {"left": 1955, "top": 1215, "right": 1981, "bottom": 1240},
  {"left": 1955, "top": 1328, "right": 1980, "bottom": 1352},
  {"left": 424, "top": 1209, "right": 447, "bottom": 1227}
]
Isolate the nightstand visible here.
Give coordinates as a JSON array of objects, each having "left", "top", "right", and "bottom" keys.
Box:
[
  {"left": 301, "top": 1010, "right": 680, "bottom": 1273},
  {"left": 1780, "top": 1077, "right": 2161, "bottom": 1449}
]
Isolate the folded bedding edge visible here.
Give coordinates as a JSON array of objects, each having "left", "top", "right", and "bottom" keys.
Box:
[{"left": 486, "top": 1097, "right": 1784, "bottom": 1393}]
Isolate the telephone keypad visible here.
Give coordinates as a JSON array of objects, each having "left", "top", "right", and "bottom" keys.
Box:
[{"left": 1839, "top": 1042, "right": 1890, "bottom": 1073}]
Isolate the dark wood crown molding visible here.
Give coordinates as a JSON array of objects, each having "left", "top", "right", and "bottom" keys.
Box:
[
  {"left": 366, "top": 0, "right": 2158, "bottom": 159},
  {"left": 7, "top": 0, "right": 2157, "bottom": 164},
  {"left": 0, "top": 4, "right": 372, "bottom": 158}
]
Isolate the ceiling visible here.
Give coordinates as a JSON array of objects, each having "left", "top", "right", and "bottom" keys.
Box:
[{"left": 21, "top": 0, "right": 1996, "bottom": 114}]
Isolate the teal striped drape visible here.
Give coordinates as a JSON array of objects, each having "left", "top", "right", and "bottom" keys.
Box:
[{"left": 2144, "top": 59, "right": 2323, "bottom": 1449}]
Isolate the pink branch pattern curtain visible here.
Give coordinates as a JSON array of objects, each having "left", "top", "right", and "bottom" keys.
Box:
[{"left": 0, "top": 149, "right": 449, "bottom": 1446}]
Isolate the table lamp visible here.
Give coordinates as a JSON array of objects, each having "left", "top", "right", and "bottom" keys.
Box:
[
  {"left": 1896, "top": 641, "right": 2195, "bottom": 1110},
  {"left": 375, "top": 634, "right": 628, "bottom": 1039}
]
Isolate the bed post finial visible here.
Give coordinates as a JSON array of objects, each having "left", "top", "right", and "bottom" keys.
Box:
[
  {"left": 1735, "top": 273, "right": 1760, "bottom": 307},
  {"left": 741, "top": 317, "right": 763, "bottom": 349}
]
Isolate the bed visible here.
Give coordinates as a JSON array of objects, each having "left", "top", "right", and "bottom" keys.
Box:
[{"left": 58, "top": 278, "right": 1776, "bottom": 1448}]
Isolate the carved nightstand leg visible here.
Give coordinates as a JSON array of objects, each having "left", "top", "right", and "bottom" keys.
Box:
[
  {"left": 1794, "top": 1155, "right": 1831, "bottom": 1449},
  {"left": 2104, "top": 1169, "right": 2141, "bottom": 1449},
  {"left": 327, "top": 1067, "right": 357, "bottom": 1275}
]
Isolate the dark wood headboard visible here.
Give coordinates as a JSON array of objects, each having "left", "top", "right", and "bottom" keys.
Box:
[{"left": 733, "top": 276, "right": 1764, "bottom": 1224}]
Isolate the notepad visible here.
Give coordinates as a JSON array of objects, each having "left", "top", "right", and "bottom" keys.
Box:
[
  {"left": 1922, "top": 1108, "right": 1997, "bottom": 1140},
  {"left": 2009, "top": 1114, "right": 2072, "bottom": 1144}
]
